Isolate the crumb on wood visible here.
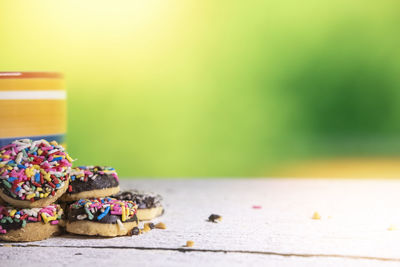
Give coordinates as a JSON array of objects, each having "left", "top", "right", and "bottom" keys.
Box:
[
  {"left": 155, "top": 222, "right": 166, "bottom": 229},
  {"left": 208, "top": 214, "right": 222, "bottom": 223},
  {"left": 312, "top": 211, "right": 321, "bottom": 220},
  {"left": 185, "top": 240, "right": 194, "bottom": 247}
]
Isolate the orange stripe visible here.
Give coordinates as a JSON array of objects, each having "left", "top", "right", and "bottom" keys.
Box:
[
  {"left": 0, "top": 79, "right": 65, "bottom": 91},
  {"left": 0, "top": 100, "right": 66, "bottom": 138}
]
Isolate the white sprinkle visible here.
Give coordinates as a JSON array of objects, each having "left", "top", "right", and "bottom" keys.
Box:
[
  {"left": 77, "top": 214, "right": 87, "bottom": 220},
  {"left": 117, "top": 219, "right": 125, "bottom": 231}
]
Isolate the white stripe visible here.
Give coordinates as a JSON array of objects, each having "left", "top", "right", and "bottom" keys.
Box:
[{"left": 0, "top": 90, "right": 66, "bottom": 100}]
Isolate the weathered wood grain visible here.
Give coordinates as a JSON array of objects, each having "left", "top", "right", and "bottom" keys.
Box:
[{"left": 1, "top": 179, "right": 400, "bottom": 266}]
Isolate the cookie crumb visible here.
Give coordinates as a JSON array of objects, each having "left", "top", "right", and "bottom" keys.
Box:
[
  {"left": 208, "top": 214, "right": 222, "bottom": 223},
  {"left": 388, "top": 225, "right": 397, "bottom": 231},
  {"left": 3, "top": 244, "right": 12, "bottom": 247},
  {"left": 143, "top": 223, "right": 152, "bottom": 232},
  {"left": 155, "top": 222, "right": 166, "bottom": 229},
  {"left": 312, "top": 212, "right": 321, "bottom": 220},
  {"left": 74, "top": 253, "right": 82, "bottom": 256},
  {"left": 252, "top": 205, "right": 262, "bottom": 209},
  {"left": 145, "top": 222, "right": 155, "bottom": 229},
  {"left": 185, "top": 240, "right": 194, "bottom": 247}
]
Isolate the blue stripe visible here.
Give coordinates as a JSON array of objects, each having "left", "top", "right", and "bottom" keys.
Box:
[{"left": 0, "top": 134, "right": 65, "bottom": 147}]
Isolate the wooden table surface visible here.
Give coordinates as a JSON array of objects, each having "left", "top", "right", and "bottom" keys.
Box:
[{"left": 1, "top": 178, "right": 400, "bottom": 266}]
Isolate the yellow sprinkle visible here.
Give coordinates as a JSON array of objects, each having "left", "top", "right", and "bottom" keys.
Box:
[
  {"left": 0, "top": 163, "right": 5, "bottom": 168},
  {"left": 50, "top": 141, "right": 58, "bottom": 146},
  {"left": 26, "top": 193, "right": 36, "bottom": 200},
  {"left": 312, "top": 212, "right": 321, "bottom": 220},
  {"left": 47, "top": 216, "right": 57, "bottom": 221},
  {"left": 388, "top": 225, "right": 397, "bottom": 231},
  {"left": 7, "top": 166, "right": 12, "bottom": 170},
  {"left": 33, "top": 165, "right": 40, "bottom": 170},
  {"left": 38, "top": 149, "right": 43, "bottom": 155},
  {"left": 10, "top": 210, "right": 17, "bottom": 217},
  {"left": 44, "top": 192, "right": 50, "bottom": 198},
  {"left": 25, "top": 167, "right": 34, "bottom": 178},
  {"left": 2, "top": 155, "right": 10, "bottom": 159},
  {"left": 44, "top": 173, "right": 51, "bottom": 182},
  {"left": 121, "top": 206, "right": 126, "bottom": 222},
  {"left": 41, "top": 213, "right": 49, "bottom": 223},
  {"left": 40, "top": 193, "right": 44, "bottom": 198},
  {"left": 66, "top": 154, "right": 73, "bottom": 162}
]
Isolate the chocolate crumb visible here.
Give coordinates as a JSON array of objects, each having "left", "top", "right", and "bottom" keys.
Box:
[
  {"left": 208, "top": 214, "right": 222, "bottom": 223},
  {"left": 131, "top": 227, "right": 140, "bottom": 235}
]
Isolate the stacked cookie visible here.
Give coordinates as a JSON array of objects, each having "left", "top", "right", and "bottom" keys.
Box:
[
  {"left": 61, "top": 166, "right": 139, "bottom": 237},
  {"left": 0, "top": 139, "right": 164, "bottom": 241},
  {"left": 0, "top": 139, "right": 70, "bottom": 241}
]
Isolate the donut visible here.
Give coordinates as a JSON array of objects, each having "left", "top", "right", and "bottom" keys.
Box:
[
  {"left": 113, "top": 190, "right": 163, "bottom": 221},
  {"left": 0, "top": 139, "right": 72, "bottom": 208},
  {"left": 66, "top": 197, "right": 138, "bottom": 237},
  {"left": 0, "top": 204, "right": 64, "bottom": 241},
  {"left": 60, "top": 166, "right": 120, "bottom": 202}
]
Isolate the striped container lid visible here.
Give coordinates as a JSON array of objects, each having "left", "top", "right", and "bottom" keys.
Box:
[{"left": 0, "top": 72, "right": 66, "bottom": 147}]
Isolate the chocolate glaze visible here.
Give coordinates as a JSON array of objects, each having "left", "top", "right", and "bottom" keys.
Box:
[
  {"left": 0, "top": 220, "right": 39, "bottom": 232},
  {"left": 68, "top": 207, "right": 138, "bottom": 224},
  {"left": 113, "top": 190, "right": 162, "bottom": 209},
  {"left": 68, "top": 174, "right": 119, "bottom": 194}
]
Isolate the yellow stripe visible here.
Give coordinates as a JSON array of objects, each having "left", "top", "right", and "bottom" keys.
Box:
[
  {"left": 0, "top": 99, "right": 66, "bottom": 138},
  {"left": 0, "top": 78, "right": 65, "bottom": 91}
]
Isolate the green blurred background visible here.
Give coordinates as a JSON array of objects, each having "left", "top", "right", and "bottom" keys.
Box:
[{"left": 1, "top": 0, "right": 400, "bottom": 177}]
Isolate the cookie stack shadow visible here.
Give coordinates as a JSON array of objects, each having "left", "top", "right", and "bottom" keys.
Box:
[{"left": 0, "top": 139, "right": 164, "bottom": 242}]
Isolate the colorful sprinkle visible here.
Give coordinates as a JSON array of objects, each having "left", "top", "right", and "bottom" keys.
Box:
[
  {"left": 0, "top": 204, "right": 62, "bottom": 234},
  {"left": 0, "top": 139, "right": 73, "bottom": 202},
  {"left": 70, "top": 198, "right": 137, "bottom": 222}
]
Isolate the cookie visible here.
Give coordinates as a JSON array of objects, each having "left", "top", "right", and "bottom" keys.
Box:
[
  {"left": 113, "top": 190, "right": 163, "bottom": 221},
  {"left": 60, "top": 166, "right": 120, "bottom": 202},
  {"left": 0, "top": 139, "right": 72, "bottom": 208},
  {"left": 66, "top": 197, "right": 138, "bottom": 237},
  {"left": 0, "top": 204, "right": 63, "bottom": 241}
]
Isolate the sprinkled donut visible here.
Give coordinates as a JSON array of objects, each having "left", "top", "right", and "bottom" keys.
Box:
[
  {"left": 60, "top": 166, "right": 120, "bottom": 202},
  {"left": 0, "top": 204, "right": 64, "bottom": 241},
  {"left": 113, "top": 190, "right": 163, "bottom": 221},
  {"left": 66, "top": 197, "right": 138, "bottom": 237},
  {"left": 0, "top": 139, "right": 72, "bottom": 208}
]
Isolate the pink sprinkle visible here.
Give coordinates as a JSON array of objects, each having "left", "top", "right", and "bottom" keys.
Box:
[
  {"left": 50, "top": 220, "right": 59, "bottom": 225},
  {"left": 111, "top": 173, "right": 119, "bottom": 182},
  {"left": 110, "top": 211, "right": 122, "bottom": 215},
  {"left": 0, "top": 229, "right": 6, "bottom": 234},
  {"left": 252, "top": 205, "right": 262, "bottom": 209},
  {"left": 28, "top": 217, "right": 38, "bottom": 221}
]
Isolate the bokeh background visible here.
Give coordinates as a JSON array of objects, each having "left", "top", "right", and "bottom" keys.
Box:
[{"left": 1, "top": 0, "right": 400, "bottom": 177}]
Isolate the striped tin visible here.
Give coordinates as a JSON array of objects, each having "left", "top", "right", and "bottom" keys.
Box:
[{"left": 0, "top": 72, "right": 66, "bottom": 147}]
